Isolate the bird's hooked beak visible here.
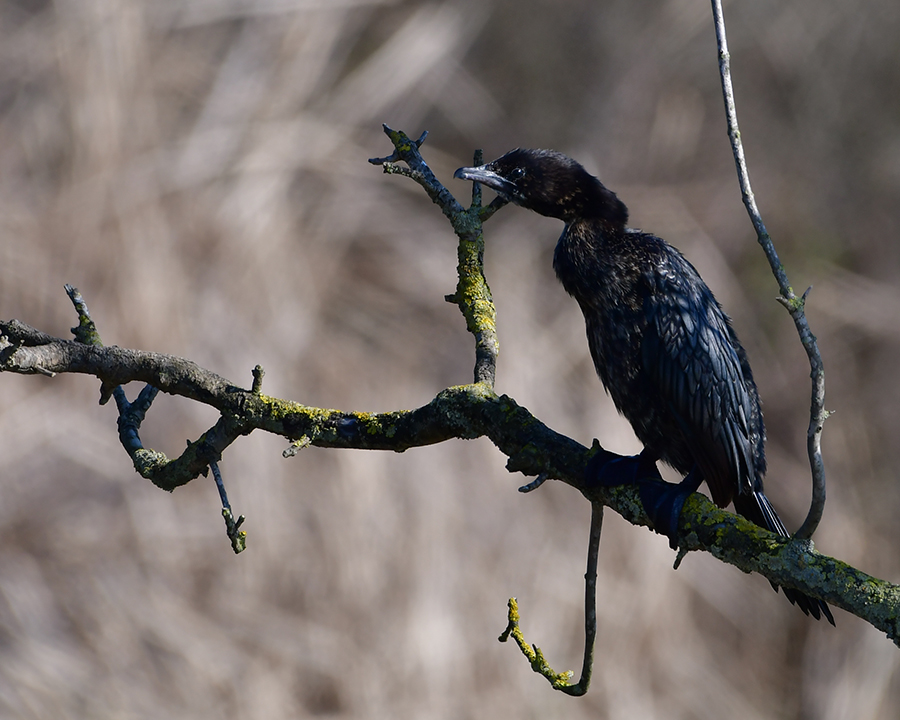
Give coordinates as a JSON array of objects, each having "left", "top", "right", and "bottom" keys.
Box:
[{"left": 453, "top": 163, "right": 517, "bottom": 199}]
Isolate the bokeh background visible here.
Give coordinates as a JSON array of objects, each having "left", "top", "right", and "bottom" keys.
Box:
[{"left": 1, "top": 0, "right": 899, "bottom": 717}]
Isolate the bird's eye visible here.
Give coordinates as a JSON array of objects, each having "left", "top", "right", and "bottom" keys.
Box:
[{"left": 510, "top": 167, "right": 525, "bottom": 181}]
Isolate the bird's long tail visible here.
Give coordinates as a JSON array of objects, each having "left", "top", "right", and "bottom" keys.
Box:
[{"left": 732, "top": 491, "right": 835, "bottom": 625}]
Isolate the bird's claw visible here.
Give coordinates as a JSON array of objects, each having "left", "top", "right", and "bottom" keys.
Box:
[
  {"left": 637, "top": 469, "right": 703, "bottom": 549},
  {"left": 637, "top": 480, "right": 691, "bottom": 548}
]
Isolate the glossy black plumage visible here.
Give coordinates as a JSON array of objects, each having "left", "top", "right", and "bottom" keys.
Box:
[{"left": 454, "top": 148, "right": 833, "bottom": 624}]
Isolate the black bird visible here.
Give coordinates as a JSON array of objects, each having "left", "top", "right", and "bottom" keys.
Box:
[{"left": 454, "top": 148, "right": 833, "bottom": 624}]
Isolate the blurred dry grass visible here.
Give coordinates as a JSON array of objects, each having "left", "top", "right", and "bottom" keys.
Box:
[{"left": 1, "top": 0, "right": 899, "bottom": 717}]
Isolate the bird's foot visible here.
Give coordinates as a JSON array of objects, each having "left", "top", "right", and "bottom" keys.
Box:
[
  {"left": 585, "top": 450, "right": 702, "bottom": 548},
  {"left": 586, "top": 448, "right": 658, "bottom": 488},
  {"left": 637, "top": 469, "right": 703, "bottom": 549}
]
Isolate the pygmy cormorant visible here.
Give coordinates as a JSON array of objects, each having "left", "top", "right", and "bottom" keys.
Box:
[{"left": 454, "top": 148, "right": 833, "bottom": 624}]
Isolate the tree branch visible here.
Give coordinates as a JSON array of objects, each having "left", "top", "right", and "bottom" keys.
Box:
[
  {"left": 370, "top": 125, "right": 503, "bottom": 386},
  {"left": 2, "top": 127, "right": 899, "bottom": 657},
  {"left": 711, "top": 0, "right": 827, "bottom": 541}
]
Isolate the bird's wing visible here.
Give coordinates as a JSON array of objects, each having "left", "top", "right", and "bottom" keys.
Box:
[{"left": 641, "top": 265, "right": 757, "bottom": 507}]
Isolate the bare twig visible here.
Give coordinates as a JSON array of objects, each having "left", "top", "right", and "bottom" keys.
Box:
[
  {"left": 563, "top": 501, "right": 602, "bottom": 695},
  {"left": 711, "top": 0, "right": 827, "bottom": 540},
  {"left": 115, "top": 383, "right": 161, "bottom": 458},
  {"left": 210, "top": 458, "right": 247, "bottom": 554}
]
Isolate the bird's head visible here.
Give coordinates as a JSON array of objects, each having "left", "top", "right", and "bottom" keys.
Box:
[{"left": 454, "top": 148, "right": 627, "bottom": 226}]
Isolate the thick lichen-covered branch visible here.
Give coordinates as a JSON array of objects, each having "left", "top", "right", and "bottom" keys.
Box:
[
  {"left": 2, "top": 126, "right": 899, "bottom": 652},
  {"left": 2, "top": 314, "right": 899, "bottom": 641}
]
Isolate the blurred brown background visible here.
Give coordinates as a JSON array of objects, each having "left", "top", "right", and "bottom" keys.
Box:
[{"left": 1, "top": 0, "right": 898, "bottom": 717}]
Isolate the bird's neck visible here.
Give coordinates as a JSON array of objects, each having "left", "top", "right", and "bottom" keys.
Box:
[
  {"left": 575, "top": 180, "right": 628, "bottom": 225},
  {"left": 552, "top": 218, "right": 628, "bottom": 307}
]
